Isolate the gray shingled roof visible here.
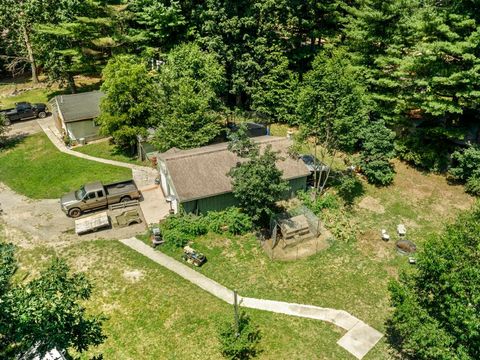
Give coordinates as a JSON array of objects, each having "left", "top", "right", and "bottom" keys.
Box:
[
  {"left": 158, "top": 136, "right": 311, "bottom": 202},
  {"left": 55, "top": 91, "right": 104, "bottom": 123}
]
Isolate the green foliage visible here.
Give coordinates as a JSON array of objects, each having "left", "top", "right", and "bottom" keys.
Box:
[
  {"left": 250, "top": 51, "right": 298, "bottom": 125},
  {"left": 297, "top": 48, "right": 371, "bottom": 152},
  {"left": 336, "top": 175, "right": 364, "bottom": 206},
  {"left": 227, "top": 124, "right": 258, "bottom": 158},
  {"left": 359, "top": 121, "right": 396, "bottom": 185},
  {"left": 449, "top": 145, "right": 480, "bottom": 181},
  {"left": 298, "top": 191, "right": 340, "bottom": 214},
  {"left": 97, "top": 55, "right": 156, "bottom": 150},
  {"left": 154, "top": 43, "right": 225, "bottom": 151},
  {"left": 0, "top": 114, "right": 9, "bottom": 147},
  {"left": 228, "top": 142, "right": 289, "bottom": 224},
  {"left": 217, "top": 311, "right": 261, "bottom": 360},
  {"left": 204, "top": 207, "right": 253, "bottom": 235},
  {"left": 449, "top": 146, "right": 480, "bottom": 195},
  {"left": 388, "top": 203, "right": 480, "bottom": 359},
  {"left": 394, "top": 130, "right": 454, "bottom": 172},
  {"left": 0, "top": 243, "right": 105, "bottom": 358}
]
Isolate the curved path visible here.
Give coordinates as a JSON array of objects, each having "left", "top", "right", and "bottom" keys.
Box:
[
  {"left": 36, "top": 118, "right": 383, "bottom": 358},
  {"left": 37, "top": 118, "right": 170, "bottom": 223},
  {"left": 120, "top": 237, "right": 383, "bottom": 359}
]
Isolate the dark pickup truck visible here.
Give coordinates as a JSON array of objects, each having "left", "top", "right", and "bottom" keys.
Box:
[
  {"left": 0, "top": 102, "right": 48, "bottom": 125},
  {"left": 60, "top": 180, "right": 141, "bottom": 218}
]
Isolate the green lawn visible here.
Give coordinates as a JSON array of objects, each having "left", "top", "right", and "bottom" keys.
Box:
[
  {"left": 0, "top": 88, "right": 52, "bottom": 109},
  {"left": 14, "top": 240, "right": 360, "bottom": 360},
  {"left": 0, "top": 133, "right": 132, "bottom": 198},
  {"left": 74, "top": 140, "right": 149, "bottom": 166},
  {"left": 153, "top": 159, "right": 473, "bottom": 358}
]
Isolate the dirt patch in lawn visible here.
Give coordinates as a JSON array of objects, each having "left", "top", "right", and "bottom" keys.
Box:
[
  {"left": 123, "top": 269, "right": 144, "bottom": 283},
  {"left": 358, "top": 196, "right": 385, "bottom": 214}
]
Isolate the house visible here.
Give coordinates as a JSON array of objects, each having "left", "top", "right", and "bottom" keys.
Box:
[
  {"left": 157, "top": 136, "right": 311, "bottom": 214},
  {"left": 50, "top": 91, "right": 104, "bottom": 143}
]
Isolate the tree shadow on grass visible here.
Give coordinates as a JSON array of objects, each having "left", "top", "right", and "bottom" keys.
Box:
[{"left": 0, "top": 133, "right": 27, "bottom": 151}]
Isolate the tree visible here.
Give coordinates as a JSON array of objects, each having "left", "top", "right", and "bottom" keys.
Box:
[
  {"left": 35, "top": 6, "right": 114, "bottom": 93},
  {"left": 97, "top": 54, "right": 158, "bottom": 150},
  {"left": 297, "top": 48, "right": 371, "bottom": 153},
  {"left": 449, "top": 146, "right": 480, "bottom": 196},
  {"left": 0, "top": 243, "right": 106, "bottom": 359},
  {"left": 250, "top": 51, "right": 298, "bottom": 125},
  {"left": 388, "top": 203, "right": 480, "bottom": 359},
  {"left": 218, "top": 311, "right": 261, "bottom": 360},
  {"left": 154, "top": 43, "right": 225, "bottom": 151},
  {"left": 359, "top": 121, "right": 396, "bottom": 185},
  {"left": 228, "top": 128, "right": 288, "bottom": 223}
]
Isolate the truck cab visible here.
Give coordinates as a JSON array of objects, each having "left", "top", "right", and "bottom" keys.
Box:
[{"left": 61, "top": 180, "right": 141, "bottom": 217}]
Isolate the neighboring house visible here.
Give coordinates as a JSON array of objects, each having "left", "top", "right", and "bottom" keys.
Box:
[
  {"left": 157, "top": 136, "right": 310, "bottom": 214},
  {"left": 50, "top": 91, "right": 104, "bottom": 143}
]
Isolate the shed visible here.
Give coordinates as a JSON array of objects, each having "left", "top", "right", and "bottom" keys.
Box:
[
  {"left": 50, "top": 91, "right": 104, "bottom": 143},
  {"left": 157, "top": 136, "right": 310, "bottom": 214}
]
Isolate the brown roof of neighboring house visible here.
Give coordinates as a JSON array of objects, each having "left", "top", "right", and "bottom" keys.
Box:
[
  {"left": 158, "top": 136, "right": 310, "bottom": 202},
  {"left": 54, "top": 91, "right": 104, "bottom": 123}
]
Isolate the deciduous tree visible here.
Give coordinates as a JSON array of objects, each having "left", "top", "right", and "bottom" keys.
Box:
[
  {"left": 0, "top": 243, "right": 106, "bottom": 359},
  {"left": 154, "top": 43, "right": 225, "bottom": 151},
  {"left": 388, "top": 203, "right": 480, "bottom": 359},
  {"left": 97, "top": 54, "right": 157, "bottom": 150}
]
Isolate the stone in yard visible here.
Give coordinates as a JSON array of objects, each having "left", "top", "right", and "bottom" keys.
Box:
[
  {"left": 381, "top": 229, "right": 390, "bottom": 241},
  {"left": 397, "top": 224, "right": 406, "bottom": 236}
]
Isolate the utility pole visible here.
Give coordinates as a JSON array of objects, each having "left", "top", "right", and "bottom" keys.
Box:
[{"left": 233, "top": 290, "right": 240, "bottom": 337}]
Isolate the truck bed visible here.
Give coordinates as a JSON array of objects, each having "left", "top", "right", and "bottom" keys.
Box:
[{"left": 105, "top": 180, "right": 138, "bottom": 196}]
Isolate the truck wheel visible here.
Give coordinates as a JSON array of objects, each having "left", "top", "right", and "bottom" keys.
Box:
[
  {"left": 120, "top": 196, "right": 131, "bottom": 203},
  {"left": 4, "top": 118, "right": 11, "bottom": 126},
  {"left": 68, "top": 208, "right": 82, "bottom": 218},
  {"left": 37, "top": 111, "right": 47, "bottom": 119}
]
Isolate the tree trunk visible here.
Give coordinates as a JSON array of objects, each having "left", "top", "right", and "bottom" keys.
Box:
[
  {"left": 67, "top": 73, "right": 77, "bottom": 94},
  {"left": 21, "top": 25, "right": 38, "bottom": 84}
]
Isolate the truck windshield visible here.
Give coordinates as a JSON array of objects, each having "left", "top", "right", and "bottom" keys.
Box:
[{"left": 75, "top": 186, "right": 86, "bottom": 200}]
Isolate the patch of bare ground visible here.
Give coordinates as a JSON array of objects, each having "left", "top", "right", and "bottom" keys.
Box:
[
  {"left": 393, "top": 160, "right": 473, "bottom": 209},
  {"left": 0, "top": 182, "right": 146, "bottom": 249},
  {"left": 123, "top": 269, "right": 144, "bottom": 283},
  {"left": 357, "top": 229, "right": 394, "bottom": 260},
  {"left": 357, "top": 196, "right": 385, "bottom": 214}
]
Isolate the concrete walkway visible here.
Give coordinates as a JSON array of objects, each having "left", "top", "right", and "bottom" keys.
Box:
[
  {"left": 120, "top": 237, "right": 383, "bottom": 359},
  {"left": 37, "top": 118, "right": 170, "bottom": 223}
]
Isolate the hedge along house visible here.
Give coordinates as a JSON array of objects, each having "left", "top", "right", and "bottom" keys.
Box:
[
  {"left": 157, "top": 136, "right": 311, "bottom": 214},
  {"left": 50, "top": 91, "right": 104, "bottom": 143}
]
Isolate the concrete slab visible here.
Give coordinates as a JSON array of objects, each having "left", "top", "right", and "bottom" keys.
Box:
[
  {"left": 139, "top": 185, "right": 170, "bottom": 225},
  {"left": 337, "top": 321, "right": 383, "bottom": 359}
]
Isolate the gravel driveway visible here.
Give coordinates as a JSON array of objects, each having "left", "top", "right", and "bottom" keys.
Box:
[{"left": 0, "top": 183, "right": 145, "bottom": 249}]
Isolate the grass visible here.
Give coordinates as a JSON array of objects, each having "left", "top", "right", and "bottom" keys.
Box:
[
  {"left": 13, "top": 239, "right": 358, "bottom": 360},
  {"left": 74, "top": 140, "right": 149, "bottom": 166},
  {"left": 0, "top": 133, "right": 132, "bottom": 198},
  {"left": 152, "top": 159, "right": 474, "bottom": 359},
  {"left": 0, "top": 75, "right": 102, "bottom": 109},
  {"left": 0, "top": 88, "right": 52, "bottom": 109}
]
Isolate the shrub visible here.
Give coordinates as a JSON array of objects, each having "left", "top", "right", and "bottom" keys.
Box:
[
  {"left": 205, "top": 207, "right": 253, "bottom": 235},
  {"left": 395, "top": 129, "right": 453, "bottom": 172},
  {"left": 449, "top": 146, "right": 480, "bottom": 196},
  {"left": 161, "top": 214, "right": 208, "bottom": 237},
  {"left": 359, "top": 121, "right": 396, "bottom": 186},
  {"left": 162, "top": 229, "right": 191, "bottom": 248},
  {"left": 336, "top": 175, "right": 364, "bottom": 206},
  {"left": 465, "top": 175, "right": 480, "bottom": 196},
  {"left": 217, "top": 311, "right": 261, "bottom": 360},
  {"left": 298, "top": 190, "right": 340, "bottom": 215}
]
